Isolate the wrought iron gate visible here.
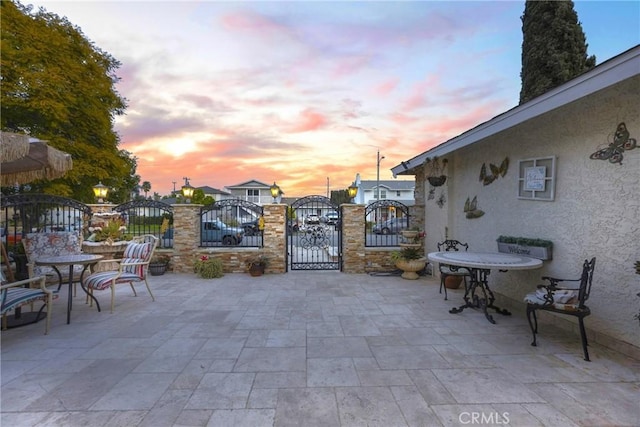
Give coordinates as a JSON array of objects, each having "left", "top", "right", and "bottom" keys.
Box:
[{"left": 287, "top": 195, "right": 341, "bottom": 271}]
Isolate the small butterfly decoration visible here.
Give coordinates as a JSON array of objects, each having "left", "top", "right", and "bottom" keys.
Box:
[
  {"left": 479, "top": 157, "right": 509, "bottom": 186},
  {"left": 463, "top": 195, "right": 484, "bottom": 219},
  {"left": 436, "top": 191, "right": 446, "bottom": 208},
  {"left": 427, "top": 187, "right": 435, "bottom": 200},
  {"left": 590, "top": 122, "right": 637, "bottom": 164}
]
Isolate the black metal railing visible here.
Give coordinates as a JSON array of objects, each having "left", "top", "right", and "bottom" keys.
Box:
[
  {"left": 365, "top": 200, "right": 410, "bottom": 247},
  {"left": 199, "top": 199, "right": 263, "bottom": 247}
]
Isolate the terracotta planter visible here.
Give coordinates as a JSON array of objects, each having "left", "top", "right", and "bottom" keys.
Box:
[
  {"left": 248, "top": 264, "right": 265, "bottom": 277},
  {"left": 444, "top": 275, "right": 463, "bottom": 289},
  {"left": 395, "top": 258, "right": 426, "bottom": 280}
]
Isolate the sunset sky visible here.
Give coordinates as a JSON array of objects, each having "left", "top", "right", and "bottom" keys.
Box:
[{"left": 29, "top": 1, "right": 640, "bottom": 197}]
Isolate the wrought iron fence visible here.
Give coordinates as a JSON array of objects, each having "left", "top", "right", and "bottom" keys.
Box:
[
  {"left": 113, "top": 200, "right": 174, "bottom": 248},
  {"left": 199, "top": 199, "right": 263, "bottom": 248},
  {"left": 365, "top": 200, "right": 411, "bottom": 247}
]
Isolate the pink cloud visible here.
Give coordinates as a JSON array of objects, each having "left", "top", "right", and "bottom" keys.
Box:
[
  {"left": 373, "top": 79, "right": 399, "bottom": 96},
  {"left": 288, "top": 108, "right": 327, "bottom": 133}
]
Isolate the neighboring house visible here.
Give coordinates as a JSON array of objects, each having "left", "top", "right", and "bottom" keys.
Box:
[
  {"left": 392, "top": 46, "right": 639, "bottom": 357},
  {"left": 352, "top": 173, "right": 415, "bottom": 206},
  {"left": 225, "top": 180, "right": 283, "bottom": 205},
  {"left": 196, "top": 185, "right": 232, "bottom": 201}
]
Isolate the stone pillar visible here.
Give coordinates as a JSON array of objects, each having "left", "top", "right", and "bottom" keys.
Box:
[
  {"left": 171, "top": 203, "right": 202, "bottom": 273},
  {"left": 341, "top": 203, "right": 366, "bottom": 273},
  {"left": 263, "top": 204, "right": 286, "bottom": 273},
  {"left": 411, "top": 167, "right": 425, "bottom": 231},
  {"left": 87, "top": 203, "right": 116, "bottom": 215}
]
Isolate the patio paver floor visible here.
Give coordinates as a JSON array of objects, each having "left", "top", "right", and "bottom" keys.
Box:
[{"left": 2, "top": 272, "right": 639, "bottom": 426}]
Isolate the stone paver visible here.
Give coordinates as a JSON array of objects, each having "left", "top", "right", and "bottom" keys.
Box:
[{"left": 2, "top": 271, "right": 639, "bottom": 426}]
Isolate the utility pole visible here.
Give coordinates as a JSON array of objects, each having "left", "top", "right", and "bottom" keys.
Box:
[
  {"left": 326, "top": 177, "right": 329, "bottom": 198},
  {"left": 172, "top": 181, "right": 176, "bottom": 193},
  {"left": 376, "top": 149, "right": 385, "bottom": 201}
]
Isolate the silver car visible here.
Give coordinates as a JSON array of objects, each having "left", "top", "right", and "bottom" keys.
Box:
[{"left": 372, "top": 217, "right": 409, "bottom": 234}]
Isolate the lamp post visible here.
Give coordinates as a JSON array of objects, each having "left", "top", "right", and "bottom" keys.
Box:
[
  {"left": 181, "top": 181, "right": 194, "bottom": 204},
  {"left": 92, "top": 181, "right": 109, "bottom": 204},
  {"left": 270, "top": 182, "right": 280, "bottom": 203},
  {"left": 347, "top": 183, "right": 358, "bottom": 203}
]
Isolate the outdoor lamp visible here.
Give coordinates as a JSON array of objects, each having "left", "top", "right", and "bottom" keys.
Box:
[
  {"left": 181, "top": 182, "right": 195, "bottom": 203},
  {"left": 92, "top": 181, "right": 109, "bottom": 203},
  {"left": 270, "top": 182, "right": 280, "bottom": 202},
  {"left": 348, "top": 183, "right": 358, "bottom": 202}
]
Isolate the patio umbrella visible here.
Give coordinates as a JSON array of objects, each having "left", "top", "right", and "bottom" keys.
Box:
[{"left": 1, "top": 132, "right": 73, "bottom": 186}]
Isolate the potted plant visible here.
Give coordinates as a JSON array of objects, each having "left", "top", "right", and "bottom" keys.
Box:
[
  {"left": 496, "top": 235, "right": 553, "bottom": 260},
  {"left": 193, "top": 255, "right": 224, "bottom": 279},
  {"left": 392, "top": 230, "right": 426, "bottom": 280},
  {"left": 425, "top": 156, "right": 448, "bottom": 187},
  {"left": 149, "top": 254, "right": 170, "bottom": 276},
  {"left": 246, "top": 254, "right": 269, "bottom": 276}
]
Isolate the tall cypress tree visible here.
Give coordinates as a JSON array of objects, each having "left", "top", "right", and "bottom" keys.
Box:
[{"left": 519, "top": 0, "right": 596, "bottom": 104}]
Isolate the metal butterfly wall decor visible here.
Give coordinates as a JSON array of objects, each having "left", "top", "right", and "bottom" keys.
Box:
[
  {"left": 590, "top": 122, "right": 637, "bottom": 164},
  {"left": 463, "top": 196, "right": 484, "bottom": 219},
  {"left": 479, "top": 157, "right": 509, "bottom": 186}
]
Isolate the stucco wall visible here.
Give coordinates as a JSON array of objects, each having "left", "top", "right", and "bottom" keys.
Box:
[{"left": 424, "top": 76, "right": 640, "bottom": 353}]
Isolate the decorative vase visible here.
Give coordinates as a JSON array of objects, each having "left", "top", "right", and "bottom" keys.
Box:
[
  {"left": 149, "top": 263, "right": 167, "bottom": 276},
  {"left": 444, "top": 275, "right": 463, "bottom": 289},
  {"left": 395, "top": 258, "right": 426, "bottom": 280},
  {"left": 249, "top": 264, "right": 265, "bottom": 277}
]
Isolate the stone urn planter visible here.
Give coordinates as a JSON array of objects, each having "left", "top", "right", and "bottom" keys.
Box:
[
  {"left": 395, "top": 258, "right": 427, "bottom": 280},
  {"left": 82, "top": 241, "right": 129, "bottom": 272}
]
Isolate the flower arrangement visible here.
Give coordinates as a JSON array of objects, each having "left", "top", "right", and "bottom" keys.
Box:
[
  {"left": 193, "top": 255, "right": 224, "bottom": 279},
  {"left": 245, "top": 254, "right": 269, "bottom": 268},
  {"left": 150, "top": 254, "right": 170, "bottom": 266},
  {"left": 85, "top": 217, "right": 130, "bottom": 243}
]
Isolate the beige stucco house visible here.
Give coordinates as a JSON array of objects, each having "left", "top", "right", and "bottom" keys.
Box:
[{"left": 392, "top": 46, "right": 639, "bottom": 358}]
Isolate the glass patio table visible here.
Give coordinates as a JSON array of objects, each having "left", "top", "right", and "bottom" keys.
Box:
[{"left": 428, "top": 251, "right": 543, "bottom": 324}]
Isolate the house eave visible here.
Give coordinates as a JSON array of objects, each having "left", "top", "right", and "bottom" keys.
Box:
[{"left": 392, "top": 45, "right": 640, "bottom": 177}]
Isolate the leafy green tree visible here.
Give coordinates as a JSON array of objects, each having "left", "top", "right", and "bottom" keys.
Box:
[
  {"left": 1, "top": 1, "right": 136, "bottom": 202},
  {"left": 519, "top": 0, "right": 596, "bottom": 104},
  {"left": 331, "top": 189, "right": 352, "bottom": 205}
]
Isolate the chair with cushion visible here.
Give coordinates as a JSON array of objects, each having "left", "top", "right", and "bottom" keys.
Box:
[
  {"left": 83, "top": 235, "right": 158, "bottom": 313},
  {"left": 23, "top": 232, "right": 83, "bottom": 295},
  {"left": 1, "top": 270, "right": 54, "bottom": 334},
  {"left": 524, "top": 257, "right": 596, "bottom": 361},
  {"left": 436, "top": 239, "right": 472, "bottom": 300}
]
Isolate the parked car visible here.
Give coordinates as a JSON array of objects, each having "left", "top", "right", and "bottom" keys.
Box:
[
  {"left": 305, "top": 215, "right": 321, "bottom": 225},
  {"left": 241, "top": 219, "right": 260, "bottom": 236},
  {"left": 323, "top": 211, "right": 339, "bottom": 225},
  {"left": 161, "top": 219, "right": 244, "bottom": 246},
  {"left": 372, "top": 217, "right": 409, "bottom": 234},
  {"left": 287, "top": 219, "right": 300, "bottom": 233},
  {"left": 202, "top": 219, "right": 244, "bottom": 245}
]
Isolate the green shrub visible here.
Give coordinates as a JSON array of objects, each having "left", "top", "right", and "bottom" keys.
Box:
[{"left": 193, "top": 255, "right": 224, "bottom": 279}]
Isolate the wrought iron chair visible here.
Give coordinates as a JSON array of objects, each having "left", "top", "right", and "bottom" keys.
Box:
[
  {"left": 436, "top": 239, "right": 471, "bottom": 300},
  {"left": 524, "top": 257, "right": 596, "bottom": 361},
  {"left": 1, "top": 271, "right": 54, "bottom": 334},
  {"left": 83, "top": 235, "right": 158, "bottom": 313}
]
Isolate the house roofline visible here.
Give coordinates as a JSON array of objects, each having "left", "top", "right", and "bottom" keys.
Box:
[{"left": 391, "top": 45, "right": 640, "bottom": 177}]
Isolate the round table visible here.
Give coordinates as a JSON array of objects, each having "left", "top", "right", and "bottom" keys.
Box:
[
  {"left": 428, "top": 251, "right": 543, "bottom": 323},
  {"left": 35, "top": 254, "right": 103, "bottom": 324}
]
